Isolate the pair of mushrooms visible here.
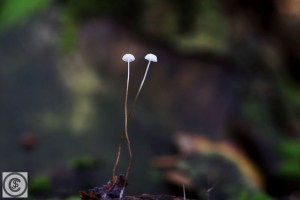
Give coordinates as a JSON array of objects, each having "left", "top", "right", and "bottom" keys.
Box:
[
  {"left": 122, "top": 53, "right": 157, "bottom": 111},
  {"left": 111, "top": 53, "right": 157, "bottom": 197}
]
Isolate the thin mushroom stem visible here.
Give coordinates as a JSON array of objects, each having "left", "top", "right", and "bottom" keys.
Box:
[
  {"left": 112, "top": 53, "right": 156, "bottom": 196},
  {"left": 111, "top": 133, "right": 124, "bottom": 180},
  {"left": 111, "top": 62, "right": 132, "bottom": 181},
  {"left": 124, "top": 61, "right": 133, "bottom": 181},
  {"left": 112, "top": 60, "right": 152, "bottom": 180},
  {"left": 118, "top": 61, "right": 151, "bottom": 193},
  {"left": 128, "top": 60, "right": 151, "bottom": 119},
  {"left": 121, "top": 62, "right": 133, "bottom": 197}
]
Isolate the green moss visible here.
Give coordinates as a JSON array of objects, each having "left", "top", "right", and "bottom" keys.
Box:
[
  {"left": 29, "top": 175, "right": 51, "bottom": 194},
  {"left": 58, "top": 10, "right": 78, "bottom": 54},
  {"left": 175, "top": 0, "right": 229, "bottom": 53},
  {"left": 70, "top": 156, "right": 96, "bottom": 170},
  {"left": 277, "top": 139, "right": 300, "bottom": 181},
  {"left": 242, "top": 101, "right": 272, "bottom": 126},
  {"left": 278, "top": 139, "right": 300, "bottom": 159},
  {"left": 65, "top": 196, "right": 81, "bottom": 200},
  {"left": 0, "top": 0, "right": 50, "bottom": 30},
  {"left": 65, "top": 0, "right": 131, "bottom": 18},
  {"left": 279, "top": 160, "right": 300, "bottom": 180},
  {"left": 234, "top": 191, "right": 273, "bottom": 200},
  {"left": 276, "top": 76, "right": 300, "bottom": 110}
]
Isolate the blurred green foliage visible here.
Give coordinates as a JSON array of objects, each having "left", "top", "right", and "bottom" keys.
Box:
[
  {"left": 175, "top": 0, "right": 229, "bottom": 53},
  {"left": 29, "top": 175, "right": 51, "bottom": 195},
  {"left": 141, "top": 0, "right": 229, "bottom": 53},
  {"left": 277, "top": 76, "right": 300, "bottom": 110},
  {"left": 57, "top": 0, "right": 130, "bottom": 54},
  {"left": 0, "top": 0, "right": 49, "bottom": 30},
  {"left": 70, "top": 155, "right": 97, "bottom": 170},
  {"left": 0, "top": 0, "right": 229, "bottom": 53},
  {"left": 234, "top": 191, "right": 273, "bottom": 200},
  {"left": 242, "top": 100, "right": 273, "bottom": 128},
  {"left": 64, "top": 0, "right": 132, "bottom": 18},
  {"left": 58, "top": 10, "right": 78, "bottom": 54},
  {"left": 65, "top": 196, "right": 81, "bottom": 200},
  {"left": 278, "top": 139, "right": 300, "bottom": 181}
]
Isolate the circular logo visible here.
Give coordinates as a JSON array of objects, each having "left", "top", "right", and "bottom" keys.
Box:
[{"left": 2, "top": 172, "right": 28, "bottom": 197}]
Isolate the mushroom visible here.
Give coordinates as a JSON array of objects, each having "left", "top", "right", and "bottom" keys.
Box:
[
  {"left": 130, "top": 53, "right": 158, "bottom": 116},
  {"left": 145, "top": 53, "right": 157, "bottom": 62},
  {"left": 122, "top": 54, "right": 135, "bottom": 62},
  {"left": 112, "top": 53, "right": 135, "bottom": 191},
  {"left": 112, "top": 53, "right": 157, "bottom": 198}
]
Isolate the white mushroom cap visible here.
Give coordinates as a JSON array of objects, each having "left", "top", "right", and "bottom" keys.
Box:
[
  {"left": 145, "top": 53, "right": 157, "bottom": 62},
  {"left": 122, "top": 54, "right": 135, "bottom": 62}
]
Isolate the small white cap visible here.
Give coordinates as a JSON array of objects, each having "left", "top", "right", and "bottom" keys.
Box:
[
  {"left": 145, "top": 53, "right": 157, "bottom": 62},
  {"left": 122, "top": 54, "right": 135, "bottom": 62}
]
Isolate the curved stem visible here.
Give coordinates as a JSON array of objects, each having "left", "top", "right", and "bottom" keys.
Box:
[
  {"left": 112, "top": 60, "right": 151, "bottom": 188},
  {"left": 111, "top": 62, "right": 131, "bottom": 180},
  {"left": 111, "top": 133, "right": 124, "bottom": 180},
  {"left": 124, "top": 62, "right": 132, "bottom": 180},
  {"left": 128, "top": 61, "right": 151, "bottom": 119}
]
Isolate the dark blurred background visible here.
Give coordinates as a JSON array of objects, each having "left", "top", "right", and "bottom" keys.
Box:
[{"left": 1, "top": 0, "right": 300, "bottom": 199}]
